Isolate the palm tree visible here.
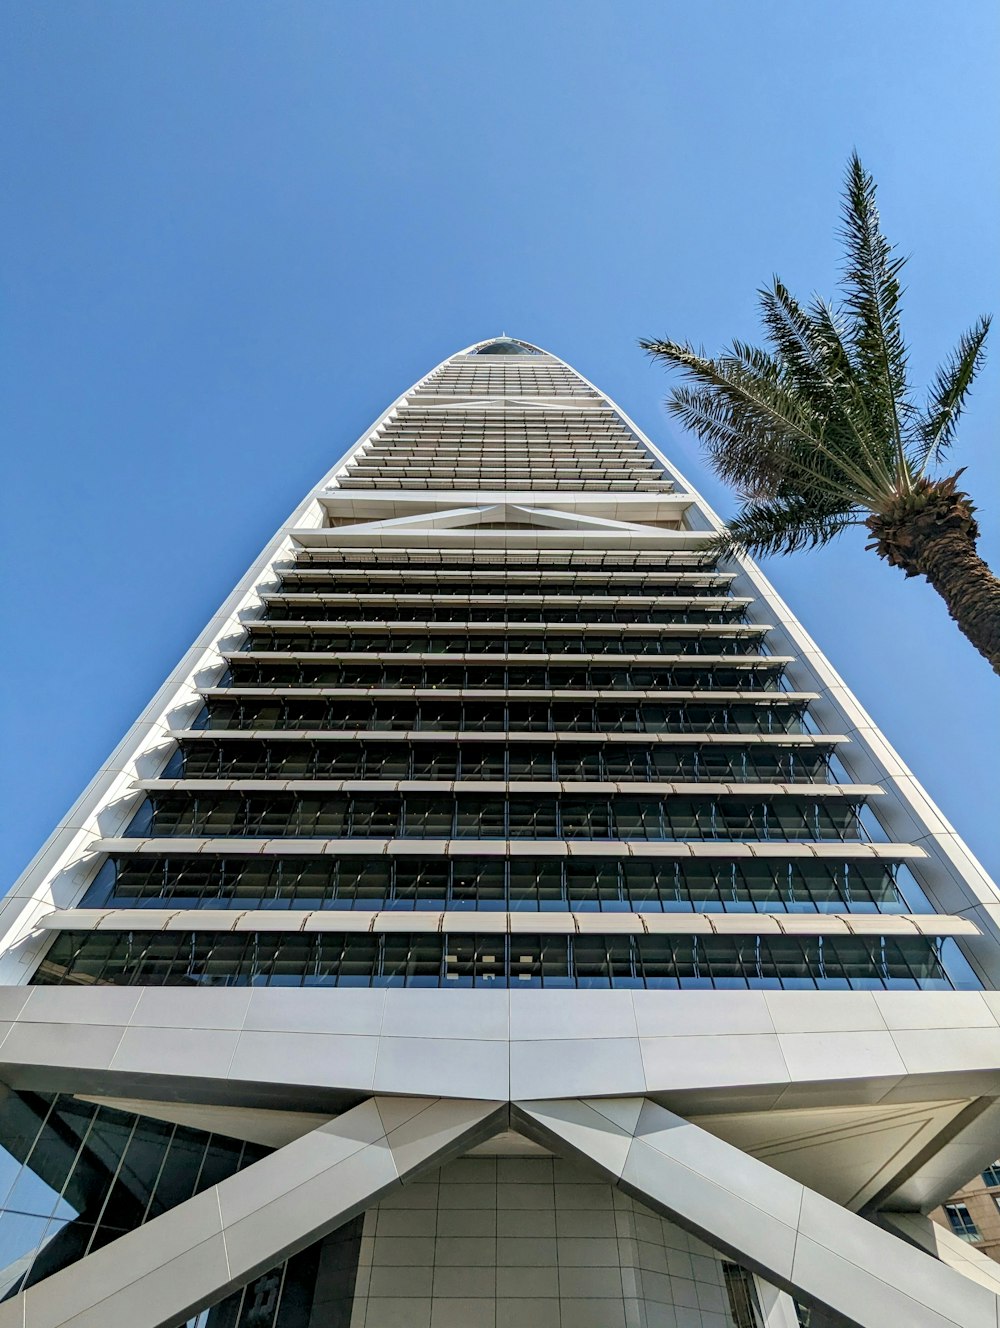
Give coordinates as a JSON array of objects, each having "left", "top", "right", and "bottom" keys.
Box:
[{"left": 640, "top": 153, "right": 1000, "bottom": 674}]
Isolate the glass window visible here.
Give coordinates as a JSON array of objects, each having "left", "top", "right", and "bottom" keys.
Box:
[
  {"left": 406, "top": 748, "right": 451, "bottom": 775},
  {"left": 293, "top": 797, "right": 348, "bottom": 837},
  {"left": 662, "top": 798, "right": 701, "bottom": 838},
  {"left": 459, "top": 746, "right": 506, "bottom": 780},
  {"left": 567, "top": 861, "right": 623, "bottom": 912},
  {"left": 612, "top": 799, "right": 661, "bottom": 839},
  {"left": 572, "top": 937, "right": 614, "bottom": 988},
  {"left": 509, "top": 800, "right": 558, "bottom": 838},
  {"left": 337, "top": 859, "right": 390, "bottom": 909},
  {"left": 944, "top": 1202, "right": 980, "bottom": 1240},
  {"left": 349, "top": 798, "right": 400, "bottom": 837},
  {"left": 604, "top": 746, "right": 650, "bottom": 780},
  {"left": 124, "top": 799, "right": 156, "bottom": 838},
  {"left": 983, "top": 1162, "right": 1000, "bottom": 1188},
  {"left": 638, "top": 936, "right": 685, "bottom": 989},
  {"left": 372, "top": 703, "right": 417, "bottom": 731},
  {"left": 555, "top": 754, "right": 600, "bottom": 780},
  {"left": 281, "top": 859, "right": 333, "bottom": 909},
  {"left": 364, "top": 744, "right": 410, "bottom": 778},
  {"left": 450, "top": 860, "right": 506, "bottom": 909},
  {"left": 452, "top": 798, "right": 501, "bottom": 838},
  {"left": 267, "top": 743, "right": 314, "bottom": 778},
  {"left": 562, "top": 799, "right": 610, "bottom": 838},
  {"left": 0, "top": 1092, "right": 268, "bottom": 1298},
  {"left": 509, "top": 747, "right": 556, "bottom": 780},
  {"left": 723, "top": 1264, "right": 763, "bottom": 1328},
  {"left": 623, "top": 861, "right": 672, "bottom": 911},
  {"left": 461, "top": 703, "right": 506, "bottom": 733},
  {"left": 506, "top": 860, "right": 559, "bottom": 911},
  {"left": 335, "top": 935, "right": 379, "bottom": 986},
  {"left": 392, "top": 860, "right": 448, "bottom": 909}
]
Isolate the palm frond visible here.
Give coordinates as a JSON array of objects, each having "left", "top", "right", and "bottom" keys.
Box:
[
  {"left": 643, "top": 336, "right": 891, "bottom": 505},
  {"left": 758, "top": 279, "right": 840, "bottom": 401},
  {"left": 914, "top": 314, "right": 991, "bottom": 471},
  {"left": 839, "top": 153, "right": 910, "bottom": 471},
  {"left": 712, "top": 497, "right": 858, "bottom": 559},
  {"left": 759, "top": 282, "right": 900, "bottom": 490}
]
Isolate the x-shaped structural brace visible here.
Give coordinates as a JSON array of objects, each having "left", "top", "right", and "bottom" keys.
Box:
[{"left": 1, "top": 1096, "right": 996, "bottom": 1328}]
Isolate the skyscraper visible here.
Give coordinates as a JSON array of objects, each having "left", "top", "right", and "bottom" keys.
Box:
[{"left": 2, "top": 336, "right": 1000, "bottom": 1328}]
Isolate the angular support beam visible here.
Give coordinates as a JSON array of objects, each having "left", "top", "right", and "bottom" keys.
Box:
[
  {"left": 880, "top": 1212, "right": 1000, "bottom": 1297},
  {"left": 0, "top": 1095, "right": 506, "bottom": 1328},
  {"left": 514, "top": 1096, "right": 1000, "bottom": 1328}
]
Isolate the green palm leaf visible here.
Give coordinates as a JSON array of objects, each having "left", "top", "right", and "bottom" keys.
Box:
[
  {"left": 915, "top": 314, "right": 991, "bottom": 471},
  {"left": 710, "top": 496, "right": 858, "bottom": 559},
  {"left": 839, "top": 151, "right": 911, "bottom": 476}
]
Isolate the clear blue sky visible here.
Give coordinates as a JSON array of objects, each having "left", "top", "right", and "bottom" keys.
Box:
[{"left": 2, "top": 1, "right": 998, "bottom": 885}]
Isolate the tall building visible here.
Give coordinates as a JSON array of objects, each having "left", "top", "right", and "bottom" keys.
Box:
[{"left": 2, "top": 336, "right": 1000, "bottom": 1328}]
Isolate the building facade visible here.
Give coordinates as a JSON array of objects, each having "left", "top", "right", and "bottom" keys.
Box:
[
  {"left": 2, "top": 337, "right": 1000, "bottom": 1327},
  {"left": 933, "top": 1162, "right": 1000, "bottom": 1264}
]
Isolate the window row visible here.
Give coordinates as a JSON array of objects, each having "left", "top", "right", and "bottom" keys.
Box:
[
  {"left": 370, "top": 439, "right": 645, "bottom": 454},
  {"left": 358, "top": 443, "right": 655, "bottom": 456},
  {"left": 167, "top": 738, "right": 836, "bottom": 784},
  {"left": 375, "top": 423, "right": 638, "bottom": 437},
  {"left": 199, "top": 698, "right": 811, "bottom": 735},
  {"left": 261, "top": 603, "right": 746, "bottom": 625},
  {"left": 376, "top": 414, "right": 634, "bottom": 427},
  {"left": 275, "top": 578, "right": 735, "bottom": 598},
  {"left": 237, "top": 631, "right": 764, "bottom": 657},
  {"left": 371, "top": 422, "right": 638, "bottom": 435},
  {"left": 222, "top": 662, "right": 784, "bottom": 691},
  {"left": 365, "top": 436, "right": 651, "bottom": 447},
  {"left": 342, "top": 477, "right": 669, "bottom": 491},
  {"left": 347, "top": 462, "right": 656, "bottom": 478},
  {"left": 362, "top": 446, "right": 650, "bottom": 457},
  {"left": 82, "top": 855, "right": 930, "bottom": 915},
  {"left": 288, "top": 554, "right": 721, "bottom": 574},
  {"left": 125, "top": 792, "right": 869, "bottom": 842},
  {"left": 0, "top": 1090, "right": 266, "bottom": 1301},
  {"left": 32, "top": 931, "right": 977, "bottom": 991}
]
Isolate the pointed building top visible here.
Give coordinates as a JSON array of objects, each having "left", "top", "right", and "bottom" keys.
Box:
[{"left": 472, "top": 336, "right": 540, "bottom": 356}]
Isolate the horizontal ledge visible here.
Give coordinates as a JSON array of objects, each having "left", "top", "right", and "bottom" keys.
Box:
[
  {"left": 317, "top": 491, "right": 692, "bottom": 506},
  {"left": 197, "top": 687, "right": 814, "bottom": 701},
  {"left": 134, "top": 779, "right": 882, "bottom": 798},
  {"left": 164, "top": 729, "right": 848, "bottom": 747},
  {"left": 287, "top": 533, "right": 711, "bottom": 549},
  {"left": 313, "top": 489, "right": 692, "bottom": 501},
  {"left": 239, "top": 623, "right": 770, "bottom": 635},
  {"left": 260, "top": 594, "right": 754, "bottom": 607},
  {"left": 283, "top": 570, "right": 739, "bottom": 582},
  {"left": 94, "top": 837, "right": 926, "bottom": 861},
  {"left": 37, "top": 909, "right": 976, "bottom": 937},
  {"left": 227, "top": 656, "right": 779, "bottom": 672}
]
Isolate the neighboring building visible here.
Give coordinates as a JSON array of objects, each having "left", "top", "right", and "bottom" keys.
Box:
[
  {"left": 933, "top": 1163, "right": 1000, "bottom": 1263},
  {"left": 3, "top": 337, "right": 1000, "bottom": 1327}
]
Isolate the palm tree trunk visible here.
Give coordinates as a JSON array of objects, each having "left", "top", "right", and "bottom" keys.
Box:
[{"left": 867, "top": 512, "right": 1000, "bottom": 674}]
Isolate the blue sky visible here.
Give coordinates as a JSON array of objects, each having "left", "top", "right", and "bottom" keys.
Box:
[{"left": 2, "top": 0, "right": 998, "bottom": 883}]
